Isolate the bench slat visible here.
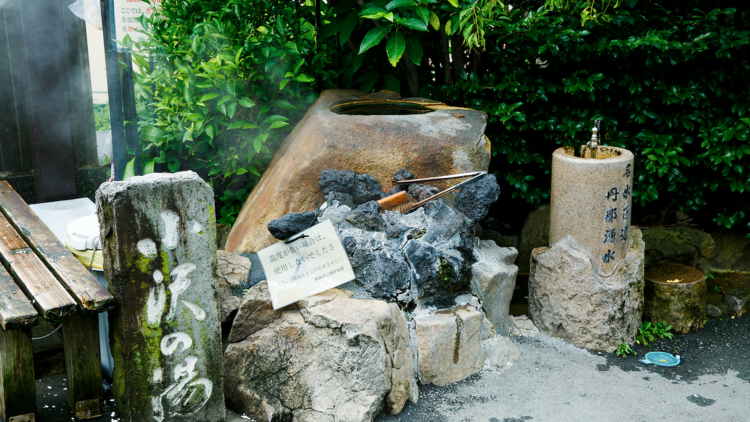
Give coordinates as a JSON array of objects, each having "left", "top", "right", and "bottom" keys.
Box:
[
  {"left": 0, "top": 264, "right": 38, "bottom": 330},
  {"left": 0, "top": 212, "right": 77, "bottom": 319},
  {"left": 0, "top": 182, "right": 114, "bottom": 312}
]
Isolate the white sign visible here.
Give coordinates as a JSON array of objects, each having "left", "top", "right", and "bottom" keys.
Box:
[
  {"left": 258, "top": 220, "right": 355, "bottom": 310},
  {"left": 112, "top": 0, "right": 161, "bottom": 46}
]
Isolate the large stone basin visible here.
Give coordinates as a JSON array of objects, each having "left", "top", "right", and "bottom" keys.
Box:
[{"left": 226, "top": 89, "right": 490, "bottom": 253}]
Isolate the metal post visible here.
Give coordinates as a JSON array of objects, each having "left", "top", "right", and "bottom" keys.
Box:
[
  {"left": 100, "top": 0, "right": 127, "bottom": 180},
  {"left": 121, "top": 52, "right": 140, "bottom": 176}
]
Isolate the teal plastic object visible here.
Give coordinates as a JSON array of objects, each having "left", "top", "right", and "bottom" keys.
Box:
[{"left": 640, "top": 352, "right": 680, "bottom": 367}]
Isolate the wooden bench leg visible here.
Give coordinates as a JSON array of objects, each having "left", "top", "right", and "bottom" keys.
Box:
[
  {"left": 0, "top": 326, "right": 36, "bottom": 422},
  {"left": 63, "top": 314, "right": 103, "bottom": 420}
]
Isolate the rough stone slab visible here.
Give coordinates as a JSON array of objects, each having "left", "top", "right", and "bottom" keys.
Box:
[
  {"left": 517, "top": 203, "right": 550, "bottom": 274},
  {"left": 216, "top": 251, "right": 252, "bottom": 324},
  {"left": 642, "top": 227, "right": 715, "bottom": 274},
  {"left": 710, "top": 229, "right": 750, "bottom": 273},
  {"left": 414, "top": 306, "right": 485, "bottom": 386},
  {"left": 723, "top": 289, "right": 750, "bottom": 317},
  {"left": 470, "top": 240, "right": 518, "bottom": 335},
  {"left": 644, "top": 262, "right": 706, "bottom": 333},
  {"left": 528, "top": 228, "right": 645, "bottom": 352},
  {"left": 224, "top": 288, "right": 416, "bottom": 422},
  {"left": 97, "top": 172, "right": 224, "bottom": 422}
]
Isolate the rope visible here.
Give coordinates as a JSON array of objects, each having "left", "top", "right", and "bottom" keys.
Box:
[{"left": 32, "top": 324, "right": 62, "bottom": 340}]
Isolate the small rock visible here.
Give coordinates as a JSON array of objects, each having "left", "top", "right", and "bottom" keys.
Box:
[
  {"left": 470, "top": 240, "right": 518, "bottom": 335},
  {"left": 227, "top": 281, "right": 281, "bottom": 343},
  {"left": 706, "top": 302, "right": 728, "bottom": 318},
  {"left": 509, "top": 315, "right": 539, "bottom": 338},
  {"left": 353, "top": 174, "right": 387, "bottom": 203},
  {"left": 267, "top": 211, "right": 317, "bottom": 240},
  {"left": 482, "top": 337, "right": 522, "bottom": 372},
  {"left": 723, "top": 289, "right": 750, "bottom": 317},
  {"left": 391, "top": 169, "right": 416, "bottom": 193},
  {"left": 325, "top": 191, "right": 355, "bottom": 208},
  {"left": 319, "top": 169, "right": 356, "bottom": 196},
  {"left": 454, "top": 174, "right": 500, "bottom": 222},
  {"left": 408, "top": 184, "right": 440, "bottom": 201},
  {"left": 345, "top": 201, "right": 386, "bottom": 231},
  {"left": 517, "top": 203, "right": 551, "bottom": 274}
]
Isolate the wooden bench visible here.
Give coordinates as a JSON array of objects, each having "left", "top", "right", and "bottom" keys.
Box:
[{"left": 0, "top": 181, "right": 114, "bottom": 421}]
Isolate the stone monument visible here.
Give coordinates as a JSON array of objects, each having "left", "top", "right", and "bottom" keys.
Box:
[
  {"left": 529, "top": 127, "right": 645, "bottom": 351},
  {"left": 97, "top": 172, "right": 225, "bottom": 422}
]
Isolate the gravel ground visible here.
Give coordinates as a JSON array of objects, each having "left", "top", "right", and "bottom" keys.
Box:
[{"left": 29, "top": 315, "right": 749, "bottom": 421}]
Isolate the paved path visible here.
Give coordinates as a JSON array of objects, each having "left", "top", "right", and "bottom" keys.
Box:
[
  {"left": 33, "top": 316, "right": 749, "bottom": 421},
  {"left": 377, "top": 316, "right": 749, "bottom": 422}
]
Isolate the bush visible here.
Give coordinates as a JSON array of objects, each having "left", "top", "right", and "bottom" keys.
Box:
[
  {"left": 433, "top": 2, "right": 750, "bottom": 233},
  {"left": 133, "top": 0, "right": 334, "bottom": 224},
  {"left": 137, "top": 0, "right": 750, "bottom": 234}
]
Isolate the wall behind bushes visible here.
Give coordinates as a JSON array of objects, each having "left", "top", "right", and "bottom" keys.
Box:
[{"left": 136, "top": 0, "right": 750, "bottom": 235}]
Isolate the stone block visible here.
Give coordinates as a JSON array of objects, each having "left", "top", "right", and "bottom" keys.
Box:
[
  {"left": 97, "top": 172, "right": 224, "bottom": 422},
  {"left": 711, "top": 229, "right": 750, "bottom": 273},
  {"left": 217, "top": 251, "right": 252, "bottom": 324},
  {"left": 482, "top": 337, "right": 522, "bottom": 372},
  {"left": 414, "top": 306, "right": 485, "bottom": 386},
  {"left": 723, "top": 289, "right": 750, "bottom": 317},
  {"left": 470, "top": 240, "right": 518, "bottom": 335},
  {"left": 642, "top": 227, "right": 715, "bottom": 274},
  {"left": 517, "top": 203, "right": 550, "bottom": 274},
  {"left": 528, "top": 228, "right": 645, "bottom": 352},
  {"left": 224, "top": 288, "right": 416, "bottom": 422}
]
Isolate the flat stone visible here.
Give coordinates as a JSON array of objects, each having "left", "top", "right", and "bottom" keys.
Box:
[
  {"left": 414, "top": 306, "right": 485, "bottom": 386},
  {"left": 227, "top": 281, "right": 282, "bottom": 343},
  {"left": 97, "top": 172, "right": 225, "bottom": 422},
  {"left": 226, "top": 90, "right": 490, "bottom": 253},
  {"left": 723, "top": 289, "right": 750, "bottom": 317},
  {"left": 267, "top": 211, "right": 317, "bottom": 240},
  {"left": 217, "top": 251, "right": 252, "bottom": 323},
  {"left": 528, "top": 227, "right": 645, "bottom": 352},
  {"left": 642, "top": 227, "right": 715, "bottom": 274},
  {"left": 224, "top": 289, "right": 416, "bottom": 421},
  {"left": 470, "top": 240, "right": 518, "bottom": 335},
  {"left": 482, "top": 337, "right": 522, "bottom": 372},
  {"left": 711, "top": 229, "right": 750, "bottom": 273},
  {"left": 517, "top": 203, "right": 550, "bottom": 274},
  {"left": 706, "top": 302, "right": 728, "bottom": 318}
]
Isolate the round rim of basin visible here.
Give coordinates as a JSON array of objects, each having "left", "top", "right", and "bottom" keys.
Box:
[
  {"left": 553, "top": 145, "right": 634, "bottom": 163},
  {"left": 645, "top": 262, "right": 704, "bottom": 284},
  {"left": 329, "top": 100, "right": 438, "bottom": 116}
]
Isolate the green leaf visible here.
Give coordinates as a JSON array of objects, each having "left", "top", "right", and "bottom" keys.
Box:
[
  {"left": 143, "top": 159, "right": 156, "bottom": 175},
  {"left": 445, "top": 20, "right": 451, "bottom": 36},
  {"left": 294, "top": 74, "right": 316, "bottom": 83},
  {"left": 386, "top": 0, "right": 416, "bottom": 10},
  {"left": 429, "top": 11, "right": 439, "bottom": 30},
  {"left": 199, "top": 93, "right": 220, "bottom": 102},
  {"left": 398, "top": 18, "right": 428, "bottom": 31},
  {"left": 359, "top": 26, "right": 392, "bottom": 54},
  {"left": 227, "top": 101, "right": 237, "bottom": 119},
  {"left": 405, "top": 35, "right": 423, "bottom": 65},
  {"left": 416, "top": 6, "right": 429, "bottom": 25},
  {"left": 167, "top": 160, "right": 180, "bottom": 173},
  {"left": 269, "top": 121, "right": 289, "bottom": 129},
  {"left": 386, "top": 32, "right": 406, "bottom": 67},
  {"left": 206, "top": 125, "right": 215, "bottom": 139},
  {"left": 238, "top": 97, "right": 255, "bottom": 108},
  {"left": 446, "top": 0, "right": 458, "bottom": 7},
  {"left": 384, "top": 74, "right": 400, "bottom": 93},
  {"left": 123, "top": 157, "right": 135, "bottom": 181},
  {"left": 217, "top": 95, "right": 233, "bottom": 106},
  {"left": 253, "top": 133, "right": 269, "bottom": 152},
  {"left": 227, "top": 120, "right": 248, "bottom": 130},
  {"left": 340, "top": 12, "right": 359, "bottom": 46}
]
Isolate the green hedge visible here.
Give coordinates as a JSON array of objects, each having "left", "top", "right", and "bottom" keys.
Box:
[
  {"left": 435, "top": 2, "right": 750, "bottom": 232},
  {"left": 137, "top": 0, "right": 750, "bottom": 234}
]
